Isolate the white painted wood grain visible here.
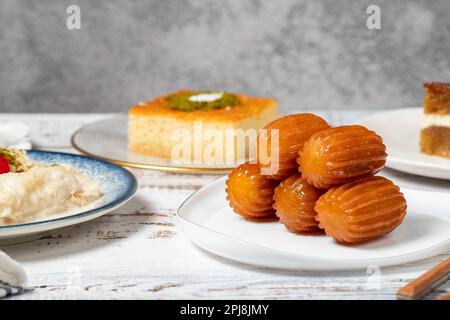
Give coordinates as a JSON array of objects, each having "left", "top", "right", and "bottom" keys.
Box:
[{"left": 0, "top": 113, "right": 448, "bottom": 300}]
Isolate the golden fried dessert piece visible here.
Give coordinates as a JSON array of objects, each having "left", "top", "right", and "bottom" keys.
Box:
[
  {"left": 420, "top": 82, "right": 450, "bottom": 159},
  {"left": 257, "top": 114, "right": 330, "bottom": 180},
  {"left": 273, "top": 173, "right": 323, "bottom": 234},
  {"left": 298, "top": 125, "right": 387, "bottom": 189},
  {"left": 226, "top": 163, "right": 279, "bottom": 219},
  {"left": 315, "top": 176, "right": 407, "bottom": 244}
]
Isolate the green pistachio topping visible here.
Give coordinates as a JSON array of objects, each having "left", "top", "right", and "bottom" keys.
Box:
[{"left": 167, "top": 91, "right": 240, "bottom": 111}]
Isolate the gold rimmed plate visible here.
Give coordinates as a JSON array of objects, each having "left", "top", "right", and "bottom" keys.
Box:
[{"left": 71, "top": 115, "right": 235, "bottom": 174}]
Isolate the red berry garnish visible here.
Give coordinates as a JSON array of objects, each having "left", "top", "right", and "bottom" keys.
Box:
[{"left": 0, "top": 156, "right": 10, "bottom": 174}]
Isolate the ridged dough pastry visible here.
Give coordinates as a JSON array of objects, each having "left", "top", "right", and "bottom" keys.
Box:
[
  {"left": 273, "top": 173, "right": 323, "bottom": 233},
  {"left": 257, "top": 113, "right": 330, "bottom": 180},
  {"left": 315, "top": 176, "right": 407, "bottom": 244},
  {"left": 226, "top": 163, "right": 278, "bottom": 219},
  {"left": 298, "top": 125, "right": 387, "bottom": 189}
]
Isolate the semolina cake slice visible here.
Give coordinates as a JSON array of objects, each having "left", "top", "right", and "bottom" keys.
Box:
[
  {"left": 420, "top": 83, "right": 450, "bottom": 159},
  {"left": 128, "top": 90, "right": 278, "bottom": 165}
]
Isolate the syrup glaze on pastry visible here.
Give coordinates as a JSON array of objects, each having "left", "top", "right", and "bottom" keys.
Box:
[
  {"left": 298, "top": 125, "right": 387, "bottom": 189},
  {"left": 257, "top": 113, "right": 330, "bottom": 180},
  {"left": 315, "top": 176, "right": 407, "bottom": 244},
  {"left": 273, "top": 173, "right": 323, "bottom": 234},
  {"left": 226, "top": 163, "right": 279, "bottom": 219}
]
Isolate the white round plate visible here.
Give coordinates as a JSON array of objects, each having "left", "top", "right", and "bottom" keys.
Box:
[
  {"left": 71, "top": 116, "right": 233, "bottom": 174},
  {"left": 359, "top": 108, "right": 450, "bottom": 180},
  {"left": 177, "top": 176, "right": 450, "bottom": 271},
  {"left": 0, "top": 150, "right": 138, "bottom": 241}
]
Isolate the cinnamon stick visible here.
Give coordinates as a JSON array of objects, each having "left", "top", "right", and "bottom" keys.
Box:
[
  {"left": 397, "top": 258, "right": 450, "bottom": 300},
  {"left": 436, "top": 292, "right": 450, "bottom": 300}
]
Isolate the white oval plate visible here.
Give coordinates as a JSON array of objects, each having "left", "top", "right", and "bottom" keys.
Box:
[
  {"left": 177, "top": 176, "right": 450, "bottom": 271},
  {"left": 71, "top": 116, "right": 234, "bottom": 174},
  {"left": 359, "top": 108, "right": 450, "bottom": 180},
  {"left": 0, "top": 150, "right": 138, "bottom": 242}
]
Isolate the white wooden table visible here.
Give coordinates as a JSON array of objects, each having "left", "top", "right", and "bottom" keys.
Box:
[{"left": 1, "top": 112, "right": 449, "bottom": 300}]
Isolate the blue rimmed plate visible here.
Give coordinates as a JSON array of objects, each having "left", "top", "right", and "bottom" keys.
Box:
[{"left": 0, "top": 150, "right": 138, "bottom": 241}]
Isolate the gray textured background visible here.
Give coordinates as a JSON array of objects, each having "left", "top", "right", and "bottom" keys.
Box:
[{"left": 1, "top": 0, "right": 449, "bottom": 113}]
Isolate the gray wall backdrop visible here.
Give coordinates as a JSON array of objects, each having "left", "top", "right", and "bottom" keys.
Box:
[{"left": 1, "top": 0, "right": 449, "bottom": 113}]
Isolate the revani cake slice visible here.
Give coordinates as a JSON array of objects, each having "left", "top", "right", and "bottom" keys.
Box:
[
  {"left": 420, "top": 82, "right": 450, "bottom": 159},
  {"left": 128, "top": 90, "right": 278, "bottom": 164}
]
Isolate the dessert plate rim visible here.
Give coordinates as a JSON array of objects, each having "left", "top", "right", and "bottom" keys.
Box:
[
  {"left": 71, "top": 115, "right": 235, "bottom": 174},
  {"left": 359, "top": 107, "right": 450, "bottom": 180},
  {"left": 177, "top": 176, "right": 450, "bottom": 271},
  {"left": 0, "top": 150, "right": 138, "bottom": 238}
]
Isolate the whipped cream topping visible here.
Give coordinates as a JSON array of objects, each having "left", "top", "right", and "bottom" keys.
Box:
[
  {"left": 421, "top": 114, "right": 450, "bottom": 128},
  {"left": 188, "top": 92, "right": 224, "bottom": 103}
]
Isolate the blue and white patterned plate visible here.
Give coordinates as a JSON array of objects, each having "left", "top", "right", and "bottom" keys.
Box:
[{"left": 0, "top": 150, "right": 138, "bottom": 240}]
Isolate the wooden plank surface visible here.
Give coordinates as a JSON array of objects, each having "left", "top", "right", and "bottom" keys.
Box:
[{"left": 0, "top": 112, "right": 448, "bottom": 300}]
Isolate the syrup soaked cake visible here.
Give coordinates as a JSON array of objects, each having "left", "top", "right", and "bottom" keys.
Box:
[
  {"left": 420, "top": 82, "right": 450, "bottom": 159},
  {"left": 129, "top": 90, "right": 278, "bottom": 165}
]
